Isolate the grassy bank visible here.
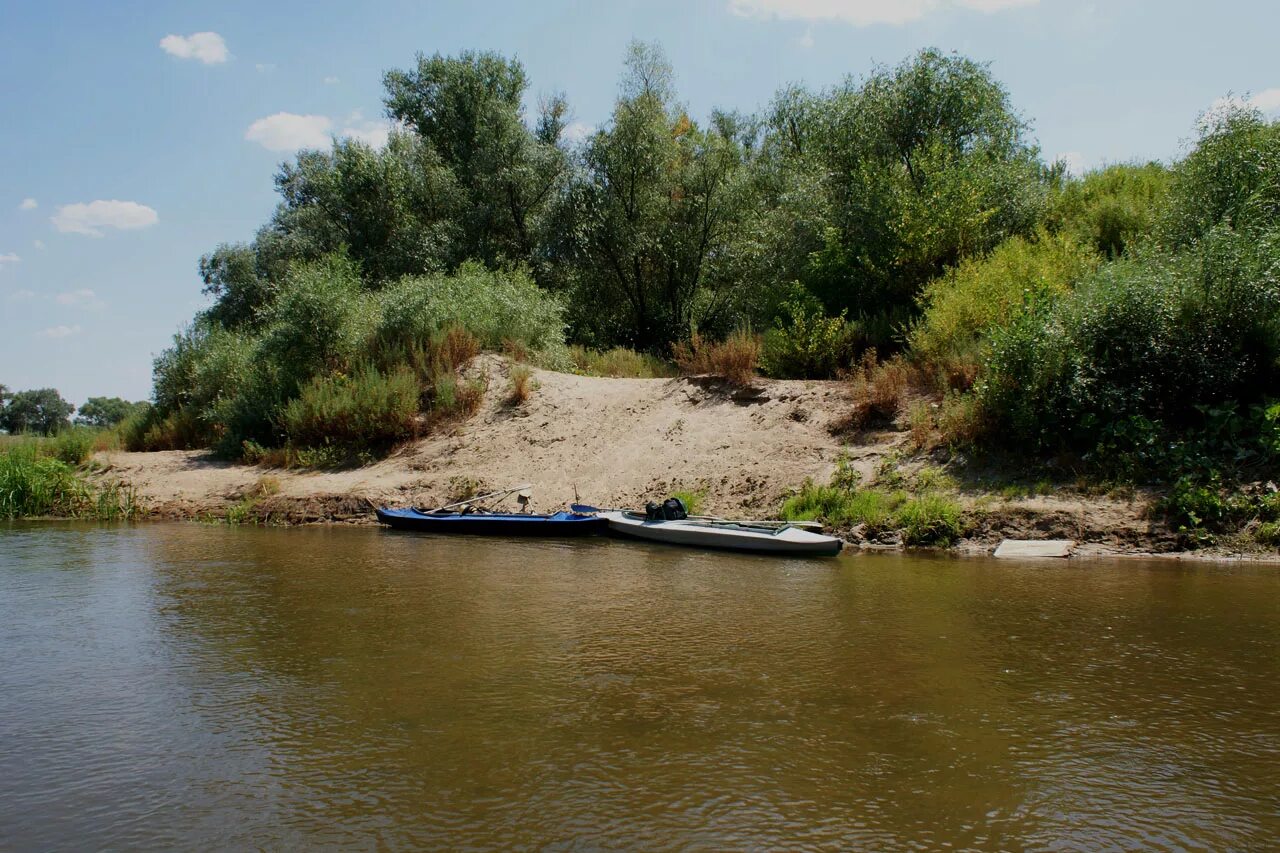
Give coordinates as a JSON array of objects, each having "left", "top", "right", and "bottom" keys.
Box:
[{"left": 0, "top": 436, "right": 139, "bottom": 520}]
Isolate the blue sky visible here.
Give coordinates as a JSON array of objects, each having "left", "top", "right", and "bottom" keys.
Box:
[{"left": 3, "top": 0, "right": 1279, "bottom": 405}]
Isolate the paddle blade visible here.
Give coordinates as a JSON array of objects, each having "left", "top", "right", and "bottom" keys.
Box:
[{"left": 570, "top": 503, "right": 602, "bottom": 514}]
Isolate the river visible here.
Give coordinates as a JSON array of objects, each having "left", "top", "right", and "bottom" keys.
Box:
[{"left": 1, "top": 522, "right": 1276, "bottom": 849}]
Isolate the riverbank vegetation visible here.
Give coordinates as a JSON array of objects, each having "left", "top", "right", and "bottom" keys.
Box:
[
  {"left": 0, "top": 439, "right": 139, "bottom": 520},
  {"left": 120, "top": 40, "right": 1280, "bottom": 546}
]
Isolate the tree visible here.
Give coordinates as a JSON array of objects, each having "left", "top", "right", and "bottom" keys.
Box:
[
  {"left": 75, "top": 397, "right": 148, "bottom": 428},
  {"left": 384, "top": 50, "right": 570, "bottom": 273},
  {"left": 0, "top": 388, "right": 74, "bottom": 435},
  {"left": 553, "top": 42, "right": 757, "bottom": 349},
  {"left": 753, "top": 49, "right": 1049, "bottom": 345}
]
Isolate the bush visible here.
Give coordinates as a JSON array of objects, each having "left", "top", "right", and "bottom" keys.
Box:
[
  {"left": 280, "top": 364, "right": 420, "bottom": 450},
  {"left": 976, "top": 228, "right": 1280, "bottom": 455},
  {"left": 781, "top": 483, "right": 903, "bottom": 534},
  {"left": 1047, "top": 162, "right": 1171, "bottom": 258},
  {"left": 376, "top": 262, "right": 567, "bottom": 366},
  {"left": 51, "top": 428, "right": 95, "bottom": 466},
  {"left": 569, "top": 346, "right": 675, "bottom": 378},
  {"left": 909, "top": 232, "right": 1097, "bottom": 387},
  {"left": 760, "top": 284, "right": 852, "bottom": 378},
  {"left": 673, "top": 330, "right": 761, "bottom": 386}
]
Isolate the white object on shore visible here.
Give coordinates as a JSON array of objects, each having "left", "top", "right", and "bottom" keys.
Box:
[
  {"left": 601, "top": 511, "right": 842, "bottom": 556},
  {"left": 993, "top": 539, "right": 1075, "bottom": 559}
]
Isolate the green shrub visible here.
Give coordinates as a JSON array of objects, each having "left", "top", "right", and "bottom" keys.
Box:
[
  {"left": 760, "top": 284, "right": 852, "bottom": 378},
  {"left": 1047, "top": 162, "right": 1171, "bottom": 258},
  {"left": 976, "top": 228, "right": 1280, "bottom": 455},
  {"left": 51, "top": 428, "right": 95, "bottom": 466},
  {"left": 897, "top": 493, "right": 964, "bottom": 546},
  {"left": 376, "top": 262, "right": 567, "bottom": 366},
  {"left": 909, "top": 232, "right": 1097, "bottom": 387},
  {"left": 281, "top": 364, "right": 420, "bottom": 450},
  {"left": 670, "top": 489, "right": 706, "bottom": 516}
]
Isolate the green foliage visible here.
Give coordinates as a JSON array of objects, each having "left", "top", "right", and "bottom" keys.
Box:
[
  {"left": 75, "top": 397, "right": 148, "bottom": 428},
  {"left": 383, "top": 50, "right": 568, "bottom": 271},
  {"left": 782, "top": 457, "right": 965, "bottom": 545},
  {"left": 760, "top": 284, "right": 852, "bottom": 378},
  {"left": 1160, "top": 107, "right": 1280, "bottom": 249},
  {"left": 0, "top": 388, "right": 74, "bottom": 435},
  {"left": 0, "top": 441, "right": 137, "bottom": 519},
  {"left": 281, "top": 364, "right": 420, "bottom": 451},
  {"left": 897, "top": 493, "right": 964, "bottom": 546},
  {"left": 1047, "top": 162, "right": 1171, "bottom": 257},
  {"left": 50, "top": 428, "right": 95, "bottom": 466},
  {"left": 375, "top": 262, "right": 566, "bottom": 364},
  {"left": 794, "top": 49, "right": 1049, "bottom": 326},
  {"left": 909, "top": 232, "right": 1098, "bottom": 384},
  {"left": 977, "top": 227, "right": 1280, "bottom": 455},
  {"left": 553, "top": 41, "right": 757, "bottom": 350},
  {"left": 670, "top": 488, "right": 706, "bottom": 516},
  {"left": 568, "top": 346, "right": 675, "bottom": 378}
]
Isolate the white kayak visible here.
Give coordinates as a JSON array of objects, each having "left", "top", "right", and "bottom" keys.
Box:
[{"left": 601, "top": 511, "right": 843, "bottom": 556}]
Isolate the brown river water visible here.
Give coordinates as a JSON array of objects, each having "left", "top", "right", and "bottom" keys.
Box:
[{"left": 1, "top": 522, "right": 1277, "bottom": 850}]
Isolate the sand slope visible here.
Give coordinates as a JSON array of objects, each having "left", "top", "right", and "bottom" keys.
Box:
[{"left": 100, "top": 357, "right": 866, "bottom": 520}]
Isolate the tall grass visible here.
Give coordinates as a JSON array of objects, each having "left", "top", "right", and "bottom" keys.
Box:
[
  {"left": 569, "top": 346, "right": 676, "bottom": 378},
  {"left": 0, "top": 440, "right": 139, "bottom": 519},
  {"left": 672, "top": 330, "right": 761, "bottom": 386}
]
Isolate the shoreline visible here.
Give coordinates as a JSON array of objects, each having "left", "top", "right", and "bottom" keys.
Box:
[{"left": 75, "top": 356, "right": 1280, "bottom": 563}]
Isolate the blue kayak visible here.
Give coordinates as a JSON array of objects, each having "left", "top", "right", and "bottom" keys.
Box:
[{"left": 375, "top": 507, "right": 608, "bottom": 537}]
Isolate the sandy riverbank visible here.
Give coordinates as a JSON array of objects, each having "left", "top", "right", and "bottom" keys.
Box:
[{"left": 86, "top": 356, "right": 1241, "bottom": 558}]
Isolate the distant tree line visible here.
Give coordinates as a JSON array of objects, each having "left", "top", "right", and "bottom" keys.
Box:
[{"left": 0, "top": 385, "right": 147, "bottom": 435}]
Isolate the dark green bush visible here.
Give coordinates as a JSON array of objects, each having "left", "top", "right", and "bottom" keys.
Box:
[
  {"left": 761, "top": 284, "right": 852, "bottom": 378},
  {"left": 281, "top": 365, "right": 420, "bottom": 451}
]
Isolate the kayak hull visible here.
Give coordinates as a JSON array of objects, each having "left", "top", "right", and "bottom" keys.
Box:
[
  {"left": 602, "top": 512, "right": 842, "bottom": 556},
  {"left": 376, "top": 507, "right": 608, "bottom": 537}
]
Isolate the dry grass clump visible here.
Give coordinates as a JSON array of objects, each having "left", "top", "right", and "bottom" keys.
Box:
[
  {"left": 845, "top": 349, "right": 908, "bottom": 429},
  {"left": 506, "top": 365, "right": 535, "bottom": 406},
  {"left": 672, "top": 330, "right": 761, "bottom": 387}
]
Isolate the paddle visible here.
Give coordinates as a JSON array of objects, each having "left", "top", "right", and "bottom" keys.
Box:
[
  {"left": 425, "top": 484, "right": 534, "bottom": 514},
  {"left": 570, "top": 502, "right": 824, "bottom": 530}
]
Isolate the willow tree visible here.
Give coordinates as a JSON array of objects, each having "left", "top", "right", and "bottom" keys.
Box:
[
  {"left": 555, "top": 42, "right": 755, "bottom": 350},
  {"left": 384, "top": 50, "right": 570, "bottom": 272}
]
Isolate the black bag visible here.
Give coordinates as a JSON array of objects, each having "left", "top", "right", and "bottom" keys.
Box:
[{"left": 662, "top": 497, "right": 688, "bottom": 520}]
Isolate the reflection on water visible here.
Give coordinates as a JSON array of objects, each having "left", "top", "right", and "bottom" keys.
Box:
[{"left": 1, "top": 522, "right": 1277, "bottom": 848}]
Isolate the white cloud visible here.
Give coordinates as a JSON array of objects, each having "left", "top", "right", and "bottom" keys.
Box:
[
  {"left": 19, "top": 198, "right": 37, "bottom": 210},
  {"left": 728, "top": 0, "right": 1036, "bottom": 26},
  {"left": 255, "top": 63, "right": 275, "bottom": 73},
  {"left": 561, "top": 121, "right": 595, "bottom": 145},
  {"left": 33, "top": 240, "right": 45, "bottom": 251},
  {"left": 0, "top": 252, "right": 19, "bottom": 265},
  {"left": 324, "top": 75, "right": 340, "bottom": 85},
  {"left": 51, "top": 200, "right": 159, "bottom": 237},
  {"left": 56, "top": 289, "right": 105, "bottom": 310},
  {"left": 1249, "top": 88, "right": 1280, "bottom": 113},
  {"left": 1055, "top": 151, "right": 1088, "bottom": 177},
  {"left": 39, "top": 324, "right": 82, "bottom": 339},
  {"left": 340, "top": 116, "right": 392, "bottom": 148},
  {"left": 245, "top": 112, "right": 333, "bottom": 151},
  {"left": 797, "top": 27, "right": 816, "bottom": 48},
  {"left": 159, "top": 31, "right": 229, "bottom": 64},
  {"left": 9, "top": 289, "right": 36, "bottom": 302}
]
